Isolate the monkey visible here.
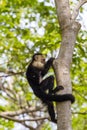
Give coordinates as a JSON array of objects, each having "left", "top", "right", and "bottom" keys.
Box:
[{"left": 26, "top": 53, "right": 75, "bottom": 123}]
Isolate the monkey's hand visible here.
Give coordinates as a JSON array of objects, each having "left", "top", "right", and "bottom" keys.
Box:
[{"left": 48, "top": 57, "right": 55, "bottom": 64}]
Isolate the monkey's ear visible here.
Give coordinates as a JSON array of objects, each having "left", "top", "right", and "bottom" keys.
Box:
[{"left": 34, "top": 55, "right": 39, "bottom": 61}]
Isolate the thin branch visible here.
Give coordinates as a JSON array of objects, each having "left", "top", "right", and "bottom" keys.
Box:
[
  {"left": 2, "top": 86, "right": 17, "bottom": 99},
  {"left": 1, "top": 86, "right": 17, "bottom": 101},
  {"left": 6, "top": 87, "right": 15, "bottom": 95},
  {"left": 22, "top": 123, "right": 35, "bottom": 130},
  {"left": 73, "top": 89, "right": 87, "bottom": 101},
  {"left": 0, "top": 71, "right": 24, "bottom": 78},
  {"left": 36, "top": 120, "right": 45, "bottom": 130},
  {"left": 72, "top": 0, "right": 87, "bottom": 20},
  {"left": 0, "top": 107, "right": 43, "bottom": 117},
  {"left": 0, "top": 114, "right": 35, "bottom": 130},
  {"left": 72, "top": 111, "right": 87, "bottom": 115},
  {"left": 0, "top": 114, "right": 48, "bottom": 122}
]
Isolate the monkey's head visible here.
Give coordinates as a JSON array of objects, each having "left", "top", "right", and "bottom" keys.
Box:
[{"left": 32, "top": 53, "right": 46, "bottom": 69}]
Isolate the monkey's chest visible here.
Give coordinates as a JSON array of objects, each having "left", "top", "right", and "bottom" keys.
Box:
[{"left": 39, "top": 72, "right": 42, "bottom": 83}]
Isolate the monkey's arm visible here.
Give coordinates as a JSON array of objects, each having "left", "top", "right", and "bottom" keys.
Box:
[
  {"left": 26, "top": 65, "right": 40, "bottom": 86},
  {"left": 41, "top": 58, "right": 55, "bottom": 76}
]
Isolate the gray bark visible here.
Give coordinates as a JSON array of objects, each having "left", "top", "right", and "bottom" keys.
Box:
[{"left": 53, "top": 0, "right": 81, "bottom": 130}]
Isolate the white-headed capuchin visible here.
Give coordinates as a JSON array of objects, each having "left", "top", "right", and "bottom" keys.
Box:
[{"left": 26, "top": 53, "right": 75, "bottom": 123}]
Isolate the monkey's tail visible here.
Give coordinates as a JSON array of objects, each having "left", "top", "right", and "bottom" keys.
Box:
[{"left": 34, "top": 89, "right": 75, "bottom": 103}]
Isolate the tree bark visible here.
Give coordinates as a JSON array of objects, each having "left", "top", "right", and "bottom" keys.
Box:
[{"left": 54, "top": 0, "right": 81, "bottom": 130}]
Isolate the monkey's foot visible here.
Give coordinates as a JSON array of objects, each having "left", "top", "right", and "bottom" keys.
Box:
[{"left": 52, "top": 86, "right": 64, "bottom": 94}]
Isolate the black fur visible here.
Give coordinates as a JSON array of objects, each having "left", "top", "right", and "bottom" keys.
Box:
[{"left": 26, "top": 53, "right": 75, "bottom": 123}]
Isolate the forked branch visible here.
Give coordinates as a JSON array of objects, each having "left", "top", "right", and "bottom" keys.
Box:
[{"left": 72, "top": 0, "right": 87, "bottom": 20}]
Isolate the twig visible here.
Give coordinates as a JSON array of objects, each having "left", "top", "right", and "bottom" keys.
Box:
[
  {"left": 1, "top": 86, "right": 17, "bottom": 101},
  {"left": 0, "top": 107, "right": 43, "bottom": 117},
  {"left": 73, "top": 88, "right": 87, "bottom": 100},
  {"left": 0, "top": 114, "right": 48, "bottom": 122},
  {"left": 0, "top": 71, "right": 24, "bottom": 78},
  {"left": 72, "top": 111, "right": 87, "bottom": 115},
  {"left": 72, "top": 0, "right": 87, "bottom": 20},
  {"left": 0, "top": 114, "right": 35, "bottom": 130}
]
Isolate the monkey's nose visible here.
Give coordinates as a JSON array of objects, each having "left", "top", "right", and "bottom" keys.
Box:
[{"left": 42, "top": 59, "right": 45, "bottom": 63}]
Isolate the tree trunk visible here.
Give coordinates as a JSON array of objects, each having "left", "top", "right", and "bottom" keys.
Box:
[{"left": 53, "top": 0, "right": 81, "bottom": 130}]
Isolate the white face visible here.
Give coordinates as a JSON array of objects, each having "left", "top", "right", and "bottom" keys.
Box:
[
  {"left": 35, "top": 55, "right": 46, "bottom": 64},
  {"left": 32, "top": 54, "right": 46, "bottom": 69}
]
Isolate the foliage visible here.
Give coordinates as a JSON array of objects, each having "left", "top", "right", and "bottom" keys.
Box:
[
  {"left": 71, "top": 30, "right": 87, "bottom": 130},
  {"left": 0, "top": 0, "right": 87, "bottom": 129}
]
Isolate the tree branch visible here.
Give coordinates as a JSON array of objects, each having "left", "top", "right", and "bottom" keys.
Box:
[
  {"left": 1, "top": 109, "right": 29, "bottom": 117},
  {"left": 73, "top": 89, "right": 87, "bottom": 101},
  {"left": 0, "top": 114, "right": 48, "bottom": 122},
  {"left": 55, "top": 0, "right": 71, "bottom": 30},
  {"left": 72, "top": 0, "right": 87, "bottom": 20},
  {"left": 0, "top": 114, "right": 35, "bottom": 130},
  {"left": 0, "top": 86, "right": 17, "bottom": 101},
  {"left": 72, "top": 111, "right": 87, "bottom": 115},
  {"left": 0, "top": 71, "right": 24, "bottom": 78},
  {"left": 0, "top": 107, "right": 43, "bottom": 117},
  {"left": 54, "top": 1, "right": 81, "bottom": 130},
  {"left": 0, "top": 106, "right": 48, "bottom": 129}
]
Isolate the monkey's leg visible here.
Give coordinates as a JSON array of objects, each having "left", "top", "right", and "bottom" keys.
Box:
[
  {"left": 46, "top": 101, "right": 57, "bottom": 123},
  {"left": 52, "top": 86, "right": 64, "bottom": 94},
  {"left": 40, "top": 75, "right": 54, "bottom": 93}
]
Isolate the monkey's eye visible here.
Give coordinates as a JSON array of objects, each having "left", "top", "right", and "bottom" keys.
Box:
[{"left": 42, "top": 58, "right": 45, "bottom": 63}]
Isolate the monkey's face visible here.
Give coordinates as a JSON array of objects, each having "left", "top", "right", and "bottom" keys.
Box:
[
  {"left": 32, "top": 54, "right": 46, "bottom": 69},
  {"left": 34, "top": 55, "right": 45, "bottom": 64}
]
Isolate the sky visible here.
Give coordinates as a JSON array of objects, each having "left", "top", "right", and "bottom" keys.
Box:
[{"left": 78, "top": 3, "right": 87, "bottom": 30}]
